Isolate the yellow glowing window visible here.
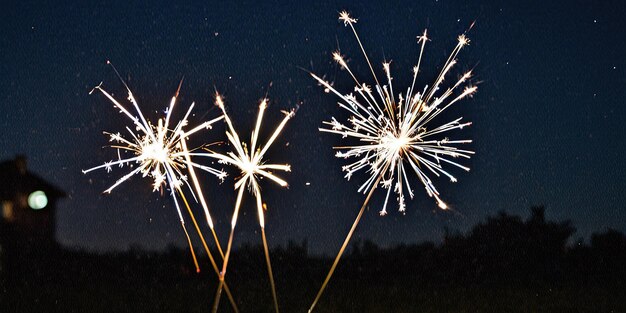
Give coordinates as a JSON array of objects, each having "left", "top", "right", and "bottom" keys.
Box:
[{"left": 2, "top": 201, "right": 14, "bottom": 221}]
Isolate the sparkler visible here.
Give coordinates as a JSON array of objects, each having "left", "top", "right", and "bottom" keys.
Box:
[
  {"left": 308, "top": 12, "right": 476, "bottom": 312},
  {"left": 82, "top": 62, "right": 239, "bottom": 312},
  {"left": 189, "top": 92, "right": 294, "bottom": 313}
]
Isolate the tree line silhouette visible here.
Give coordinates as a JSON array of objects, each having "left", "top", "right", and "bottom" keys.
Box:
[
  {"left": 2, "top": 206, "right": 625, "bottom": 312},
  {"left": 342, "top": 206, "right": 625, "bottom": 287}
]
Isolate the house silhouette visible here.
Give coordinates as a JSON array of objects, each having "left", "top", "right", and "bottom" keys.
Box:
[{"left": 0, "top": 155, "right": 65, "bottom": 278}]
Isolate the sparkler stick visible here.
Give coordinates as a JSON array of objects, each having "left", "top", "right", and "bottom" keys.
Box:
[
  {"left": 262, "top": 223, "right": 279, "bottom": 313},
  {"left": 309, "top": 12, "right": 476, "bottom": 311},
  {"left": 180, "top": 136, "right": 225, "bottom": 258},
  {"left": 308, "top": 162, "right": 389, "bottom": 313},
  {"left": 177, "top": 188, "right": 238, "bottom": 312},
  {"left": 197, "top": 93, "right": 293, "bottom": 313}
]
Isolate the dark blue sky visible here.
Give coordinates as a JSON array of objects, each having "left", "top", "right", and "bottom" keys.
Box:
[{"left": 1, "top": 0, "right": 625, "bottom": 254}]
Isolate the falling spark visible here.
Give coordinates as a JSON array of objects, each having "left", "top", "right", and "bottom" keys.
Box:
[
  {"left": 82, "top": 63, "right": 227, "bottom": 271},
  {"left": 309, "top": 12, "right": 477, "bottom": 312},
  {"left": 190, "top": 92, "right": 294, "bottom": 313}
]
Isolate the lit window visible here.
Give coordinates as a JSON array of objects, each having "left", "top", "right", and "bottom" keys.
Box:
[
  {"left": 28, "top": 191, "right": 48, "bottom": 210},
  {"left": 2, "top": 201, "right": 14, "bottom": 221}
]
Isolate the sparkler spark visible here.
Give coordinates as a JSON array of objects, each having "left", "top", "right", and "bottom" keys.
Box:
[
  {"left": 83, "top": 64, "right": 244, "bottom": 311},
  {"left": 309, "top": 12, "right": 477, "bottom": 312},
  {"left": 190, "top": 92, "right": 293, "bottom": 313},
  {"left": 82, "top": 64, "right": 230, "bottom": 269},
  {"left": 315, "top": 12, "right": 475, "bottom": 215}
]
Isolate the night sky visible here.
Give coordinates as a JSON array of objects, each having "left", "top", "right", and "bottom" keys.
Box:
[{"left": 2, "top": 0, "right": 625, "bottom": 255}]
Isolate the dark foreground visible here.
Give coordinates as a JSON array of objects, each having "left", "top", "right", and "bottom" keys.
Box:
[{"left": 2, "top": 207, "right": 625, "bottom": 312}]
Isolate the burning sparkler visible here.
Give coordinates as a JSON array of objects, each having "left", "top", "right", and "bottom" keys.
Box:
[
  {"left": 82, "top": 62, "right": 239, "bottom": 311},
  {"left": 189, "top": 92, "right": 294, "bottom": 313},
  {"left": 308, "top": 12, "right": 477, "bottom": 312}
]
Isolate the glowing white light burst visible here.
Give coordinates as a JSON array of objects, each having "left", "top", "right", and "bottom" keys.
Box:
[
  {"left": 308, "top": 12, "right": 477, "bottom": 312},
  {"left": 190, "top": 93, "right": 293, "bottom": 313},
  {"left": 194, "top": 93, "right": 294, "bottom": 233},
  {"left": 82, "top": 63, "right": 227, "bottom": 256},
  {"left": 313, "top": 11, "right": 476, "bottom": 215}
]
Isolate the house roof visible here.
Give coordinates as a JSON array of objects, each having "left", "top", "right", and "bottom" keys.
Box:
[{"left": 0, "top": 155, "right": 66, "bottom": 201}]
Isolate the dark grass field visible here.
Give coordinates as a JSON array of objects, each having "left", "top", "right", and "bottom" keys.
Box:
[
  {"left": 2, "top": 247, "right": 625, "bottom": 313},
  {"left": 2, "top": 208, "right": 625, "bottom": 312},
  {"left": 2, "top": 272, "right": 624, "bottom": 313}
]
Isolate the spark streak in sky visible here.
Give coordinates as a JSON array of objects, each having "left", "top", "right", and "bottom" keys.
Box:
[{"left": 309, "top": 12, "right": 477, "bottom": 312}]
